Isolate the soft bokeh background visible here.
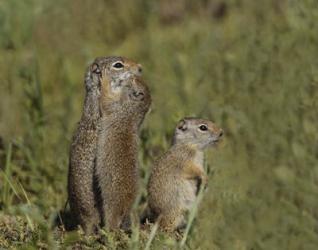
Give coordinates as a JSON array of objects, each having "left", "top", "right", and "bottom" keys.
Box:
[{"left": 0, "top": 0, "right": 318, "bottom": 249}]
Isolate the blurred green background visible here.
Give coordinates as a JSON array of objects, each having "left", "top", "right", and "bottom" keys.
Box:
[{"left": 0, "top": 0, "right": 317, "bottom": 249}]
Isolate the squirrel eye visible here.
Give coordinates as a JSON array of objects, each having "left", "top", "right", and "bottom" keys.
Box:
[
  {"left": 112, "top": 62, "right": 124, "bottom": 69},
  {"left": 199, "top": 125, "right": 208, "bottom": 131}
]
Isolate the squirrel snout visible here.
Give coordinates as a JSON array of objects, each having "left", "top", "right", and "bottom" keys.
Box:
[
  {"left": 137, "top": 65, "right": 142, "bottom": 74},
  {"left": 219, "top": 129, "right": 223, "bottom": 137},
  {"left": 133, "top": 64, "right": 142, "bottom": 76}
]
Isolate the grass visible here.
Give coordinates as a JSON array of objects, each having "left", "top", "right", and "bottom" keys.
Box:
[{"left": 0, "top": 0, "right": 318, "bottom": 249}]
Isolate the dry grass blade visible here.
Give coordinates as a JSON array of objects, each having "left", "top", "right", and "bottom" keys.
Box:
[
  {"left": 144, "top": 221, "right": 159, "bottom": 250},
  {"left": 18, "top": 182, "right": 35, "bottom": 231},
  {"left": 180, "top": 185, "right": 205, "bottom": 248}
]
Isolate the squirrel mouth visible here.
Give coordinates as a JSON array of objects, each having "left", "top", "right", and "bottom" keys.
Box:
[
  {"left": 130, "top": 91, "right": 145, "bottom": 101},
  {"left": 210, "top": 138, "right": 220, "bottom": 145}
]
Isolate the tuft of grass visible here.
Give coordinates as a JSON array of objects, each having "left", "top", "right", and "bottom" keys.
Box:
[{"left": 1, "top": 143, "right": 17, "bottom": 207}]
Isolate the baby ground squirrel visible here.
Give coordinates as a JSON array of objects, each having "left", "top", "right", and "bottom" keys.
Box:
[
  {"left": 68, "top": 56, "right": 149, "bottom": 234},
  {"left": 147, "top": 117, "right": 223, "bottom": 232}
]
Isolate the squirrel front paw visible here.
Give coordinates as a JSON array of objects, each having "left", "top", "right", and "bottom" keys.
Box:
[{"left": 195, "top": 174, "right": 208, "bottom": 195}]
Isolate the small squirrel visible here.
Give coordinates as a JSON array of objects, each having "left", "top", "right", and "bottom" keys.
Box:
[
  {"left": 146, "top": 117, "right": 223, "bottom": 232},
  {"left": 95, "top": 58, "right": 151, "bottom": 230},
  {"left": 68, "top": 56, "right": 147, "bottom": 234}
]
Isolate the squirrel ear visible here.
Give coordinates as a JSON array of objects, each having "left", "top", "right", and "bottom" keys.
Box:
[
  {"left": 177, "top": 119, "right": 187, "bottom": 131},
  {"left": 91, "top": 63, "right": 101, "bottom": 74}
]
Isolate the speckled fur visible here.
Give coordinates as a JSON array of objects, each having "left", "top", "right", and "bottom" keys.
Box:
[
  {"left": 96, "top": 76, "right": 151, "bottom": 230},
  {"left": 68, "top": 66, "right": 101, "bottom": 234},
  {"left": 68, "top": 56, "right": 149, "bottom": 234},
  {"left": 147, "top": 118, "right": 223, "bottom": 232}
]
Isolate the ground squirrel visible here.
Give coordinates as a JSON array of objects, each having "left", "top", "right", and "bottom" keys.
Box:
[
  {"left": 147, "top": 117, "right": 223, "bottom": 232},
  {"left": 95, "top": 58, "right": 151, "bottom": 230},
  {"left": 68, "top": 56, "right": 146, "bottom": 234}
]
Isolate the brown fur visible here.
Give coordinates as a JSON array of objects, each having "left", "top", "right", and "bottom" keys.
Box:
[
  {"left": 96, "top": 76, "right": 151, "bottom": 230},
  {"left": 68, "top": 56, "right": 149, "bottom": 234},
  {"left": 147, "top": 118, "right": 223, "bottom": 232},
  {"left": 68, "top": 65, "right": 102, "bottom": 234}
]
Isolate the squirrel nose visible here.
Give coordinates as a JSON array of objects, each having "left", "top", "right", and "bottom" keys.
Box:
[
  {"left": 219, "top": 130, "right": 223, "bottom": 137},
  {"left": 136, "top": 64, "right": 142, "bottom": 75}
]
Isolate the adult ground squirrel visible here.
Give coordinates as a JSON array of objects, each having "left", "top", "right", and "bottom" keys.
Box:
[
  {"left": 147, "top": 117, "right": 223, "bottom": 232},
  {"left": 68, "top": 56, "right": 146, "bottom": 234},
  {"left": 95, "top": 70, "right": 151, "bottom": 230}
]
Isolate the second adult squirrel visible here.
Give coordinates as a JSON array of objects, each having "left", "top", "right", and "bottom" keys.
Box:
[{"left": 95, "top": 59, "right": 151, "bottom": 230}]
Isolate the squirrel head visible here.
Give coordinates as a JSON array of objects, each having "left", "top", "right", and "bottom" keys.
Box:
[
  {"left": 173, "top": 117, "right": 223, "bottom": 150},
  {"left": 84, "top": 56, "right": 142, "bottom": 92},
  {"left": 86, "top": 56, "right": 150, "bottom": 115},
  {"left": 88, "top": 56, "right": 142, "bottom": 91}
]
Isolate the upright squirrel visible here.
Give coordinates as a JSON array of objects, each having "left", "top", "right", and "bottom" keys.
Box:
[
  {"left": 68, "top": 56, "right": 150, "bottom": 234},
  {"left": 147, "top": 118, "right": 223, "bottom": 232},
  {"left": 95, "top": 63, "right": 151, "bottom": 230}
]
